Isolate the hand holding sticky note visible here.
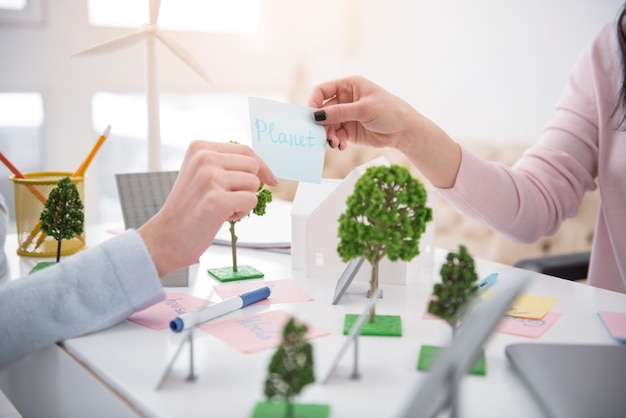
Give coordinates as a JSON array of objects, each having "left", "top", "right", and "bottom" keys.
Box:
[{"left": 249, "top": 97, "right": 326, "bottom": 183}]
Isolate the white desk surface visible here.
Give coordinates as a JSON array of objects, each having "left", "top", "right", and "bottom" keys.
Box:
[{"left": 2, "top": 226, "right": 626, "bottom": 418}]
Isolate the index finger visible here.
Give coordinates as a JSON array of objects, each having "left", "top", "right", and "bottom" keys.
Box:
[
  {"left": 221, "top": 142, "right": 278, "bottom": 187},
  {"left": 228, "top": 143, "right": 277, "bottom": 186},
  {"left": 254, "top": 156, "right": 277, "bottom": 186},
  {"left": 190, "top": 141, "right": 277, "bottom": 186}
]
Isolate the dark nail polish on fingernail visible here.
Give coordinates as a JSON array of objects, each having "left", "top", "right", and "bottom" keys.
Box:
[
  {"left": 338, "top": 143, "right": 343, "bottom": 151},
  {"left": 314, "top": 110, "right": 327, "bottom": 122},
  {"left": 327, "top": 139, "right": 333, "bottom": 148}
]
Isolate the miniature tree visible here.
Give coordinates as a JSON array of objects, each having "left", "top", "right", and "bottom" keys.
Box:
[
  {"left": 428, "top": 244, "right": 478, "bottom": 336},
  {"left": 39, "top": 176, "right": 84, "bottom": 263},
  {"left": 264, "top": 317, "right": 315, "bottom": 418},
  {"left": 337, "top": 164, "right": 433, "bottom": 323},
  {"left": 228, "top": 182, "right": 272, "bottom": 272}
]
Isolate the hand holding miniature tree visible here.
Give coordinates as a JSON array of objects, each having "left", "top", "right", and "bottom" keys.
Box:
[
  {"left": 264, "top": 317, "right": 315, "bottom": 418},
  {"left": 228, "top": 182, "right": 272, "bottom": 272},
  {"left": 39, "top": 176, "right": 84, "bottom": 263},
  {"left": 337, "top": 164, "right": 433, "bottom": 323},
  {"left": 428, "top": 244, "right": 478, "bottom": 336}
]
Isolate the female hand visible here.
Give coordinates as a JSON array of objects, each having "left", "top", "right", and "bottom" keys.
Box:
[
  {"left": 138, "top": 141, "right": 277, "bottom": 277},
  {"left": 309, "top": 75, "right": 461, "bottom": 188},
  {"left": 308, "top": 75, "right": 423, "bottom": 152}
]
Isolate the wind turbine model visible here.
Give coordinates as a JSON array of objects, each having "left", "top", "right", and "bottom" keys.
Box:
[{"left": 75, "top": 0, "right": 213, "bottom": 171}]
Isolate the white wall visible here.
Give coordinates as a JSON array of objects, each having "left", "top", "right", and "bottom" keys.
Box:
[
  {"left": 0, "top": 0, "right": 622, "bottom": 223},
  {"left": 302, "top": 0, "right": 623, "bottom": 144}
]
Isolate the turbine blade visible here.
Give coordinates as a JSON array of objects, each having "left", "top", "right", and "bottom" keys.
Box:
[
  {"left": 73, "top": 30, "right": 150, "bottom": 56},
  {"left": 156, "top": 32, "right": 214, "bottom": 86},
  {"left": 150, "top": 0, "right": 161, "bottom": 25}
]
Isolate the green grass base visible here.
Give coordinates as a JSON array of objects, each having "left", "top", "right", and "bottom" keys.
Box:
[
  {"left": 417, "top": 344, "right": 486, "bottom": 375},
  {"left": 343, "top": 314, "right": 402, "bottom": 336},
  {"left": 251, "top": 401, "right": 331, "bottom": 418},
  {"left": 207, "top": 265, "right": 265, "bottom": 282},
  {"left": 29, "top": 261, "right": 56, "bottom": 274}
]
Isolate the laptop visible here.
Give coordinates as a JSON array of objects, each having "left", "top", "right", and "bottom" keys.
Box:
[
  {"left": 399, "top": 272, "right": 529, "bottom": 418},
  {"left": 506, "top": 342, "right": 626, "bottom": 418}
]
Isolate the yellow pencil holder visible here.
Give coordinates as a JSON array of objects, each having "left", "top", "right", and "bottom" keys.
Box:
[{"left": 10, "top": 172, "right": 86, "bottom": 257}]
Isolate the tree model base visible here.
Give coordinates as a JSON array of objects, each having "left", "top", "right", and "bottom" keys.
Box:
[
  {"left": 207, "top": 265, "right": 265, "bottom": 282},
  {"left": 417, "top": 344, "right": 486, "bottom": 375},
  {"left": 29, "top": 261, "right": 56, "bottom": 274},
  {"left": 251, "top": 401, "right": 330, "bottom": 418},
  {"left": 342, "top": 313, "right": 402, "bottom": 337}
]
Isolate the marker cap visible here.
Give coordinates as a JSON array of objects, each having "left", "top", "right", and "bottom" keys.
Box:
[
  {"left": 241, "top": 286, "right": 271, "bottom": 306},
  {"left": 170, "top": 317, "right": 184, "bottom": 332}
]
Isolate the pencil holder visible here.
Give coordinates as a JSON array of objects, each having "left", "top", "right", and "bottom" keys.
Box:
[{"left": 10, "top": 172, "right": 86, "bottom": 257}]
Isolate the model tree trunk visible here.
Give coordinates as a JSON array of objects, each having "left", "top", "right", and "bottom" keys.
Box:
[
  {"left": 56, "top": 238, "right": 62, "bottom": 262},
  {"left": 223, "top": 179, "right": 271, "bottom": 275},
  {"left": 229, "top": 220, "right": 238, "bottom": 273},
  {"left": 369, "top": 261, "right": 379, "bottom": 322}
]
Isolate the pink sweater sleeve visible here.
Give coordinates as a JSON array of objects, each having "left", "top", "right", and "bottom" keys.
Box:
[
  {"left": 435, "top": 21, "right": 626, "bottom": 293},
  {"left": 437, "top": 23, "right": 609, "bottom": 244}
]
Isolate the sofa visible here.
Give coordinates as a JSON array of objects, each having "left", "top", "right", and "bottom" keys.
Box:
[{"left": 268, "top": 142, "right": 599, "bottom": 268}]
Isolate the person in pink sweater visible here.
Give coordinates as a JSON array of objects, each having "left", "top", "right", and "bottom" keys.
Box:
[{"left": 309, "top": 7, "right": 626, "bottom": 294}]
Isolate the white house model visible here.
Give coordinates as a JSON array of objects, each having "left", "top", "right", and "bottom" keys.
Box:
[{"left": 291, "top": 156, "right": 434, "bottom": 286}]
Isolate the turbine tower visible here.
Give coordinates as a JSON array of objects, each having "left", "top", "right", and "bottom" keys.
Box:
[{"left": 75, "top": 0, "right": 213, "bottom": 171}]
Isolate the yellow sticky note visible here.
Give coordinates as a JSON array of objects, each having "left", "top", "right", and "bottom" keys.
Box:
[{"left": 507, "top": 293, "right": 558, "bottom": 319}]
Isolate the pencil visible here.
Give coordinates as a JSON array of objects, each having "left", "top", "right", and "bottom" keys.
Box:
[
  {"left": 73, "top": 125, "right": 111, "bottom": 177},
  {"left": 0, "top": 151, "right": 47, "bottom": 203}
]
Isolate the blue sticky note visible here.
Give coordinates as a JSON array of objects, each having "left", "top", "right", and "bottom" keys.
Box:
[{"left": 248, "top": 97, "right": 326, "bottom": 183}]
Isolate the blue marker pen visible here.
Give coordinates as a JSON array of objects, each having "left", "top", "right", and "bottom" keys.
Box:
[
  {"left": 170, "top": 286, "right": 271, "bottom": 332},
  {"left": 477, "top": 273, "right": 498, "bottom": 292}
]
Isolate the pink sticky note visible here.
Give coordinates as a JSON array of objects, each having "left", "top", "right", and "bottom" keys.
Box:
[
  {"left": 198, "top": 309, "right": 330, "bottom": 353},
  {"left": 128, "top": 293, "right": 210, "bottom": 331},
  {"left": 598, "top": 310, "right": 626, "bottom": 342},
  {"left": 213, "top": 280, "right": 313, "bottom": 305},
  {"left": 496, "top": 312, "right": 562, "bottom": 338}
]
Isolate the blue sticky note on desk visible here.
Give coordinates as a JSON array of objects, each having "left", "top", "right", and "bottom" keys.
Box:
[{"left": 249, "top": 97, "right": 326, "bottom": 183}]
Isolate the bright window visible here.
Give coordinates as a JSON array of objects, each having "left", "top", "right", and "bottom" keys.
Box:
[
  {"left": 87, "top": 0, "right": 259, "bottom": 33},
  {"left": 0, "top": 0, "right": 26, "bottom": 10},
  {"left": 0, "top": 0, "right": 43, "bottom": 25},
  {"left": 0, "top": 93, "right": 44, "bottom": 126}
]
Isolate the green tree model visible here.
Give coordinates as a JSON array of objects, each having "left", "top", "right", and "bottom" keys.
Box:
[
  {"left": 264, "top": 317, "right": 315, "bottom": 418},
  {"left": 337, "top": 164, "right": 433, "bottom": 322},
  {"left": 39, "top": 177, "right": 84, "bottom": 262},
  {"left": 229, "top": 182, "right": 272, "bottom": 272},
  {"left": 428, "top": 244, "right": 478, "bottom": 335}
]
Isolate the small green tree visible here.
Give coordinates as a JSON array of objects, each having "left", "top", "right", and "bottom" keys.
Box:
[
  {"left": 39, "top": 177, "right": 84, "bottom": 262},
  {"left": 337, "top": 164, "right": 433, "bottom": 322},
  {"left": 428, "top": 244, "right": 478, "bottom": 336},
  {"left": 264, "top": 317, "right": 315, "bottom": 418},
  {"left": 229, "top": 182, "right": 272, "bottom": 272}
]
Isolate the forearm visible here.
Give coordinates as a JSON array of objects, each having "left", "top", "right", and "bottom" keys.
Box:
[
  {"left": 396, "top": 114, "right": 462, "bottom": 189},
  {"left": 0, "top": 230, "right": 165, "bottom": 370}
]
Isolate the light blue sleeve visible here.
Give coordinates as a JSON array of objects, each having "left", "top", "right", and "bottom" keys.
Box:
[{"left": 0, "top": 229, "right": 166, "bottom": 370}]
